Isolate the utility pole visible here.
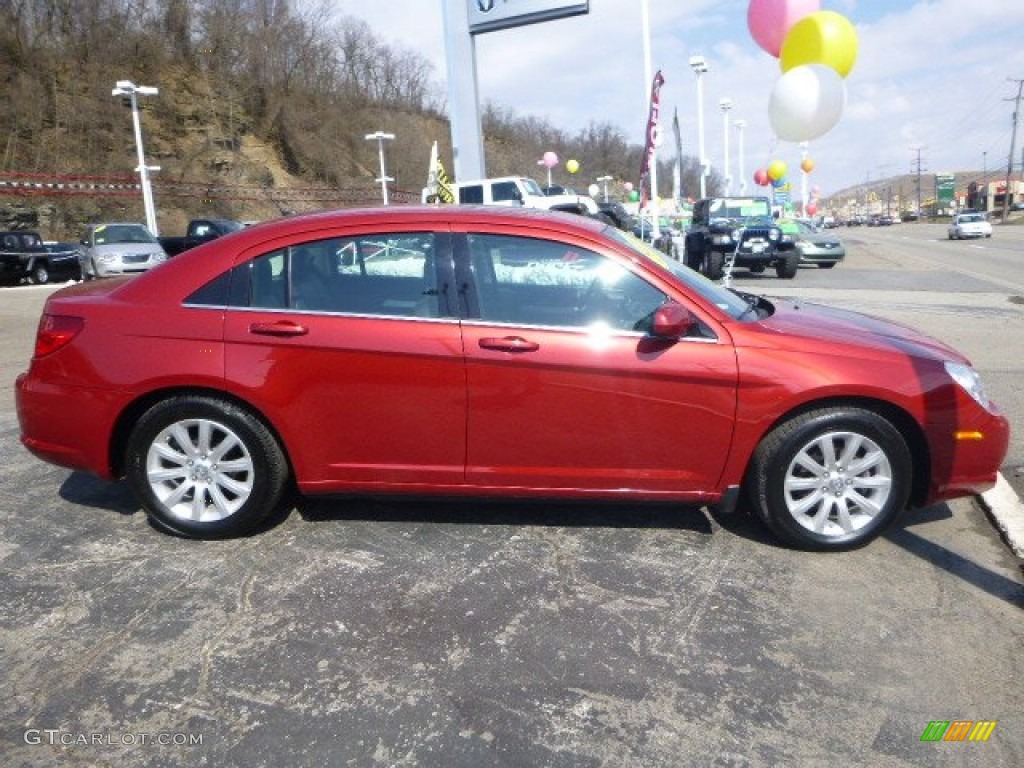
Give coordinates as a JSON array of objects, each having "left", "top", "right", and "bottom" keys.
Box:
[
  {"left": 910, "top": 146, "right": 926, "bottom": 219},
  {"left": 1001, "top": 78, "right": 1023, "bottom": 223}
]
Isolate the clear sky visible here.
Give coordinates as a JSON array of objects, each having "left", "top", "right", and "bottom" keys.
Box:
[{"left": 332, "top": 1, "right": 1024, "bottom": 200}]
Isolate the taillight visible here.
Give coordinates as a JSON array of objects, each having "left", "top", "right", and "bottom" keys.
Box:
[{"left": 34, "top": 314, "right": 84, "bottom": 358}]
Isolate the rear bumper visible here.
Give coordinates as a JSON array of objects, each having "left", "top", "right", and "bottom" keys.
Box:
[{"left": 16, "top": 372, "right": 122, "bottom": 479}]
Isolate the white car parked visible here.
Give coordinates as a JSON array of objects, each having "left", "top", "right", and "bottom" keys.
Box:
[
  {"left": 947, "top": 212, "right": 992, "bottom": 240},
  {"left": 80, "top": 223, "right": 168, "bottom": 279}
]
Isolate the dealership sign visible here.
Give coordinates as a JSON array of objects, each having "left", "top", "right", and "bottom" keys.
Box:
[{"left": 468, "top": 0, "right": 589, "bottom": 34}]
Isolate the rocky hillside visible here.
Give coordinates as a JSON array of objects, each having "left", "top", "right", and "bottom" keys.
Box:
[{"left": 0, "top": 1, "right": 704, "bottom": 239}]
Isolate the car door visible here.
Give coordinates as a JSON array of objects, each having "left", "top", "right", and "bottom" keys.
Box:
[
  {"left": 455, "top": 230, "right": 739, "bottom": 496},
  {"left": 221, "top": 229, "right": 467, "bottom": 491}
]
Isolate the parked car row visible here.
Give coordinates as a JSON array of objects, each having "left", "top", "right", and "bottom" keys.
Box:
[{"left": 1, "top": 217, "right": 253, "bottom": 286}]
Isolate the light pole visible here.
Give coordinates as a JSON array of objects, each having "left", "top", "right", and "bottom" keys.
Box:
[
  {"left": 734, "top": 119, "right": 747, "bottom": 195},
  {"left": 597, "top": 175, "right": 613, "bottom": 202},
  {"left": 112, "top": 80, "right": 160, "bottom": 236},
  {"left": 689, "top": 56, "right": 709, "bottom": 198},
  {"left": 800, "top": 141, "right": 809, "bottom": 215},
  {"left": 365, "top": 131, "right": 395, "bottom": 205},
  {"left": 719, "top": 97, "right": 732, "bottom": 195}
]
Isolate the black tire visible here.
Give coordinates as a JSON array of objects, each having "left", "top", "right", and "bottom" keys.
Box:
[
  {"left": 28, "top": 261, "right": 51, "bottom": 285},
  {"left": 705, "top": 251, "right": 725, "bottom": 280},
  {"left": 126, "top": 396, "right": 289, "bottom": 538},
  {"left": 748, "top": 407, "right": 911, "bottom": 551},
  {"left": 684, "top": 247, "right": 702, "bottom": 272},
  {"left": 776, "top": 252, "right": 799, "bottom": 279}
]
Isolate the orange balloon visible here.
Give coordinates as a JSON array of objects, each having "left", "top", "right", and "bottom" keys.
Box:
[{"left": 801, "top": 157, "right": 815, "bottom": 173}]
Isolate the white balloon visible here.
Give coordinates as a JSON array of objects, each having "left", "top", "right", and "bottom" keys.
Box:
[
  {"left": 588, "top": 183, "right": 600, "bottom": 197},
  {"left": 769, "top": 63, "right": 846, "bottom": 142}
]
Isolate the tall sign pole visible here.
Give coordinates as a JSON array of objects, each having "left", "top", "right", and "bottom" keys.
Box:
[
  {"left": 442, "top": 0, "right": 485, "bottom": 181},
  {"left": 442, "top": 1, "right": 589, "bottom": 181}
]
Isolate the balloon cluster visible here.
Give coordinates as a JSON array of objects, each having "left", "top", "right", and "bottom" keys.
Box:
[
  {"left": 538, "top": 152, "right": 582, "bottom": 179},
  {"left": 754, "top": 160, "right": 789, "bottom": 189},
  {"left": 748, "top": 0, "right": 858, "bottom": 142},
  {"left": 806, "top": 184, "right": 822, "bottom": 216}
]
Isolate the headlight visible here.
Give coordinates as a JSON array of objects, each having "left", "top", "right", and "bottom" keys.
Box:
[
  {"left": 944, "top": 361, "right": 992, "bottom": 410},
  {"left": 153, "top": 252, "right": 167, "bottom": 262},
  {"left": 768, "top": 229, "right": 781, "bottom": 241},
  {"left": 731, "top": 228, "right": 743, "bottom": 242}
]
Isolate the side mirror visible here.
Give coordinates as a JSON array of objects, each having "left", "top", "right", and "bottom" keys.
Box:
[{"left": 651, "top": 302, "right": 695, "bottom": 339}]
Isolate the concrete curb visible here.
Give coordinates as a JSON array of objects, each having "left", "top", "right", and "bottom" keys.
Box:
[{"left": 978, "top": 472, "right": 1024, "bottom": 559}]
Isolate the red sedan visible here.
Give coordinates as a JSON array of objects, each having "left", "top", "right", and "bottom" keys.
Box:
[{"left": 15, "top": 206, "right": 1009, "bottom": 549}]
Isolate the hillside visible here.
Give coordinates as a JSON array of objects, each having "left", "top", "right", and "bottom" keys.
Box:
[{"left": 0, "top": 1, "right": 715, "bottom": 239}]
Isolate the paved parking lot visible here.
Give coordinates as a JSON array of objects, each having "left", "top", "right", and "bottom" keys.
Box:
[{"left": 1, "top": 275, "right": 1021, "bottom": 767}]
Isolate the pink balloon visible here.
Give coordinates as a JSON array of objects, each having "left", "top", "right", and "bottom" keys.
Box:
[
  {"left": 623, "top": 182, "right": 634, "bottom": 192},
  {"left": 748, "top": 0, "right": 820, "bottom": 58},
  {"left": 753, "top": 169, "right": 769, "bottom": 186},
  {"left": 806, "top": 202, "right": 818, "bottom": 216},
  {"left": 541, "top": 151, "right": 559, "bottom": 168}
]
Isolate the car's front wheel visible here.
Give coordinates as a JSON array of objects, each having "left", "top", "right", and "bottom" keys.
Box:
[
  {"left": 704, "top": 250, "right": 724, "bottom": 280},
  {"left": 748, "top": 407, "right": 911, "bottom": 550},
  {"left": 126, "top": 396, "right": 289, "bottom": 538},
  {"left": 776, "top": 251, "right": 800, "bottom": 279}
]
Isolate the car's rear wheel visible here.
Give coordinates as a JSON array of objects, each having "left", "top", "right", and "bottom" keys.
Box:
[
  {"left": 126, "top": 396, "right": 288, "bottom": 538},
  {"left": 748, "top": 407, "right": 911, "bottom": 550},
  {"left": 29, "top": 261, "right": 51, "bottom": 285}
]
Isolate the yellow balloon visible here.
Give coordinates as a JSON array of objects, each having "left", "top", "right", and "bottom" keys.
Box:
[
  {"left": 768, "top": 160, "right": 787, "bottom": 181},
  {"left": 780, "top": 11, "right": 858, "bottom": 78},
  {"left": 566, "top": 159, "right": 580, "bottom": 174}
]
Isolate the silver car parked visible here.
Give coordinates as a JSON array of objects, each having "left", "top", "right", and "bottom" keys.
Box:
[{"left": 80, "top": 223, "right": 167, "bottom": 279}]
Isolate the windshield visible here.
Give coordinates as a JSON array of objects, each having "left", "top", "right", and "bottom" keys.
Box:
[
  {"left": 218, "top": 220, "right": 246, "bottom": 234},
  {"left": 93, "top": 224, "right": 156, "bottom": 245},
  {"left": 521, "top": 178, "right": 545, "bottom": 197},
  {"left": 604, "top": 228, "right": 753, "bottom": 319},
  {"left": 709, "top": 198, "right": 771, "bottom": 220},
  {"left": 959, "top": 214, "right": 984, "bottom": 223}
]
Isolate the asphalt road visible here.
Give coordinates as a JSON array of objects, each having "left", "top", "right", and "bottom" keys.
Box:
[{"left": 1, "top": 224, "right": 1022, "bottom": 767}]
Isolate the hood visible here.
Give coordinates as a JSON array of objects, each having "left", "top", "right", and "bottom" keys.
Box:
[{"left": 750, "top": 298, "right": 968, "bottom": 365}]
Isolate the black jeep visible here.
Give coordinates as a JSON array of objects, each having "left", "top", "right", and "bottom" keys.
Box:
[{"left": 683, "top": 197, "right": 799, "bottom": 279}]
